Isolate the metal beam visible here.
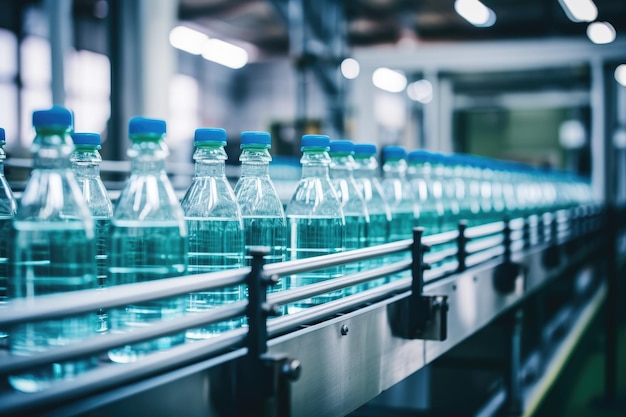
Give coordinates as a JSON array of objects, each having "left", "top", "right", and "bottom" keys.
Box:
[{"left": 45, "top": 0, "right": 73, "bottom": 106}]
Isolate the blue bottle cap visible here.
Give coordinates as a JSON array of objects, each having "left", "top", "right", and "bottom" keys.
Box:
[
  {"left": 330, "top": 140, "right": 355, "bottom": 153},
  {"left": 195, "top": 128, "right": 227, "bottom": 145},
  {"left": 72, "top": 132, "right": 101, "bottom": 146},
  {"left": 32, "top": 106, "right": 73, "bottom": 129},
  {"left": 0, "top": 127, "right": 5, "bottom": 143},
  {"left": 240, "top": 131, "right": 271, "bottom": 147},
  {"left": 407, "top": 149, "right": 432, "bottom": 163},
  {"left": 301, "top": 134, "right": 330, "bottom": 149},
  {"left": 383, "top": 146, "right": 406, "bottom": 160},
  {"left": 353, "top": 143, "right": 377, "bottom": 156},
  {"left": 128, "top": 117, "right": 166, "bottom": 137}
]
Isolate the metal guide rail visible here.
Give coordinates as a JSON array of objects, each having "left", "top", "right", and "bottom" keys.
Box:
[{"left": 0, "top": 204, "right": 605, "bottom": 417}]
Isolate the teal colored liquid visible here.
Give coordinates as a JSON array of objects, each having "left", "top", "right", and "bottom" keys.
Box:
[
  {"left": 419, "top": 210, "right": 445, "bottom": 268},
  {"left": 9, "top": 221, "right": 98, "bottom": 393},
  {"left": 94, "top": 217, "right": 110, "bottom": 333},
  {"left": 388, "top": 211, "right": 415, "bottom": 280},
  {"left": 243, "top": 215, "right": 286, "bottom": 266},
  {"left": 107, "top": 220, "right": 187, "bottom": 363},
  {"left": 419, "top": 211, "right": 441, "bottom": 236},
  {"left": 0, "top": 216, "right": 11, "bottom": 340},
  {"left": 388, "top": 210, "right": 415, "bottom": 242},
  {"left": 364, "top": 213, "right": 390, "bottom": 288},
  {"left": 285, "top": 215, "right": 344, "bottom": 313},
  {"left": 94, "top": 217, "right": 110, "bottom": 287},
  {"left": 436, "top": 211, "right": 458, "bottom": 268},
  {"left": 344, "top": 214, "right": 367, "bottom": 294},
  {"left": 243, "top": 215, "right": 286, "bottom": 296},
  {"left": 186, "top": 217, "right": 244, "bottom": 339}
]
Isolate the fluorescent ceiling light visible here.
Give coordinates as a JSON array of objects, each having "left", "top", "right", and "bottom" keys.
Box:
[
  {"left": 586, "top": 21, "right": 616, "bottom": 45},
  {"left": 202, "top": 38, "right": 249, "bottom": 69},
  {"left": 341, "top": 58, "right": 360, "bottom": 79},
  {"left": 372, "top": 68, "right": 407, "bottom": 93},
  {"left": 169, "top": 26, "right": 207, "bottom": 55},
  {"left": 170, "top": 25, "right": 250, "bottom": 69},
  {"left": 615, "top": 64, "right": 626, "bottom": 87},
  {"left": 454, "top": 0, "right": 496, "bottom": 27},
  {"left": 558, "top": 0, "right": 598, "bottom": 22},
  {"left": 407, "top": 80, "right": 433, "bottom": 103}
]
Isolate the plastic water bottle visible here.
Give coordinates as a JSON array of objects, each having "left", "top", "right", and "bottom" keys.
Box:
[
  {"left": 457, "top": 155, "right": 482, "bottom": 225},
  {"left": 381, "top": 146, "right": 417, "bottom": 279},
  {"left": 352, "top": 143, "right": 391, "bottom": 283},
  {"left": 498, "top": 162, "right": 519, "bottom": 219},
  {"left": 438, "top": 153, "right": 462, "bottom": 232},
  {"left": 234, "top": 131, "right": 286, "bottom": 268},
  {"left": 70, "top": 132, "right": 113, "bottom": 333},
  {"left": 108, "top": 117, "right": 187, "bottom": 363},
  {"left": 181, "top": 128, "right": 244, "bottom": 338},
  {"left": 381, "top": 146, "right": 418, "bottom": 241},
  {"left": 329, "top": 140, "right": 369, "bottom": 291},
  {"left": 489, "top": 162, "right": 506, "bottom": 223},
  {"left": 0, "top": 128, "right": 17, "bottom": 342},
  {"left": 476, "top": 157, "right": 494, "bottom": 223},
  {"left": 285, "top": 135, "right": 345, "bottom": 313},
  {"left": 9, "top": 106, "right": 98, "bottom": 392},
  {"left": 407, "top": 150, "right": 441, "bottom": 235}
]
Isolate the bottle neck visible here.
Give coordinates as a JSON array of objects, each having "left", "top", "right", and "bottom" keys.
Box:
[
  {"left": 0, "top": 145, "right": 5, "bottom": 176},
  {"left": 407, "top": 162, "right": 431, "bottom": 178},
  {"left": 383, "top": 159, "right": 407, "bottom": 179},
  {"left": 240, "top": 147, "right": 271, "bottom": 177},
  {"left": 31, "top": 128, "right": 73, "bottom": 170},
  {"left": 353, "top": 155, "right": 378, "bottom": 178},
  {"left": 301, "top": 148, "right": 331, "bottom": 179},
  {"left": 128, "top": 136, "right": 168, "bottom": 173},
  {"left": 330, "top": 153, "right": 354, "bottom": 179},
  {"left": 71, "top": 148, "right": 102, "bottom": 178},
  {"left": 193, "top": 144, "right": 227, "bottom": 177}
]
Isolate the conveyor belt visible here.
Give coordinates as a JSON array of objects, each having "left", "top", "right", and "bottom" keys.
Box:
[{"left": 0, "top": 205, "right": 606, "bottom": 417}]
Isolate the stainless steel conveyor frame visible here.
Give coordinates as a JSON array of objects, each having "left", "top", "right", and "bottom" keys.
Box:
[{"left": 0, "top": 205, "right": 608, "bottom": 417}]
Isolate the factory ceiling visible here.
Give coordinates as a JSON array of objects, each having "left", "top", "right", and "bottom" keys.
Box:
[{"left": 175, "top": 0, "right": 626, "bottom": 57}]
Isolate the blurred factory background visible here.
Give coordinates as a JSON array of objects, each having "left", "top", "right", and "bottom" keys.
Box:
[{"left": 0, "top": 0, "right": 625, "bottom": 198}]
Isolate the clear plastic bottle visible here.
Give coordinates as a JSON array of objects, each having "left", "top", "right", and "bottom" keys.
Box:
[
  {"left": 329, "top": 140, "right": 369, "bottom": 290},
  {"left": 0, "top": 128, "right": 17, "bottom": 342},
  {"left": 234, "top": 131, "right": 286, "bottom": 269},
  {"left": 181, "top": 128, "right": 244, "bottom": 338},
  {"left": 407, "top": 150, "right": 441, "bottom": 235},
  {"left": 108, "top": 117, "right": 187, "bottom": 363},
  {"left": 437, "top": 153, "right": 462, "bottom": 232},
  {"left": 9, "top": 106, "right": 98, "bottom": 392},
  {"left": 285, "top": 134, "right": 345, "bottom": 313},
  {"left": 381, "top": 146, "right": 418, "bottom": 279},
  {"left": 458, "top": 155, "right": 483, "bottom": 225},
  {"left": 476, "top": 157, "right": 494, "bottom": 223},
  {"left": 353, "top": 143, "right": 392, "bottom": 286},
  {"left": 381, "top": 146, "right": 418, "bottom": 240},
  {"left": 70, "top": 132, "right": 113, "bottom": 333}
]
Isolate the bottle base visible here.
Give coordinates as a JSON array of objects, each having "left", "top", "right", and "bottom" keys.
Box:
[
  {"left": 8, "top": 359, "right": 98, "bottom": 393},
  {"left": 107, "top": 334, "right": 185, "bottom": 364}
]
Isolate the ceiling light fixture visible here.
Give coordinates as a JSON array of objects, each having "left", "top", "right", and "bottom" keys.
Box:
[
  {"left": 372, "top": 68, "right": 407, "bottom": 93},
  {"left": 407, "top": 80, "right": 433, "bottom": 103},
  {"left": 170, "top": 25, "right": 249, "bottom": 69},
  {"left": 615, "top": 64, "right": 626, "bottom": 87},
  {"left": 586, "top": 21, "right": 616, "bottom": 44},
  {"left": 201, "top": 38, "right": 249, "bottom": 69},
  {"left": 454, "top": 0, "right": 496, "bottom": 28},
  {"left": 558, "top": 0, "right": 598, "bottom": 22},
  {"left": 341, "top": 58, "right": 360, "bottom": 79},
  {"left": 169, "top": 26, "right": 208, "bottom": 55}
]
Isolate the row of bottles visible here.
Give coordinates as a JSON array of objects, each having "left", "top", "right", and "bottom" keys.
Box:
[{"left": 0, "top": 106, "right": 594, "bottom": 392}]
